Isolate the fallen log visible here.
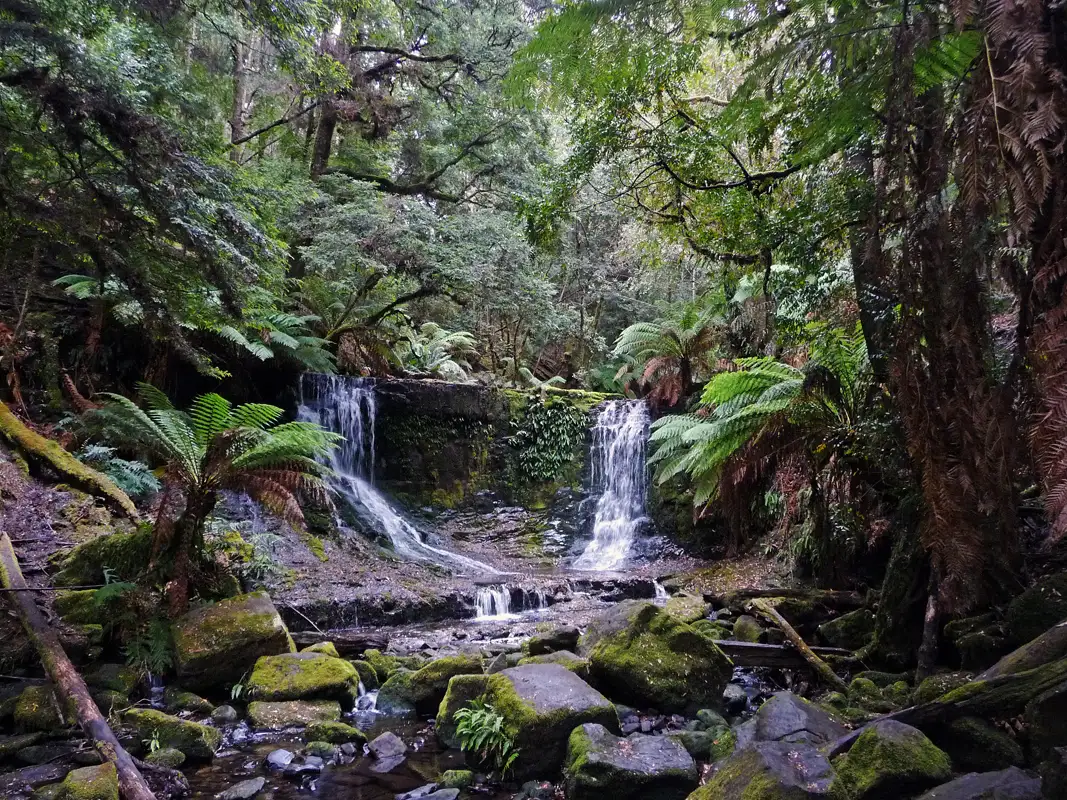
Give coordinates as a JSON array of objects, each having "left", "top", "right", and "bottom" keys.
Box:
[
  {"left": 0, "top": 401, "right": 138, "bottom": 519},
  {"left": 708, "top": 587, "right": 865, "bottom": 611},
  {"left": 289, "top": 629, "right": 389, "bottom": 654},
  {"left": 716, "top": 640, "right": 855, "bottom": 668},
  {"left": 749, "top": 598, "right": 849, "bottom": 692},
  {"left": 979, "top": 619, "right": 1067, "bottom": 680},
  {"left": 0, "top": 534, "right": 155, "bottom": 800}
]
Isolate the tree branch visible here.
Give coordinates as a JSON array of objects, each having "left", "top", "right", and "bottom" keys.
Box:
[{"left": 230, "top": 101, "right": 319, "bottom": 146}]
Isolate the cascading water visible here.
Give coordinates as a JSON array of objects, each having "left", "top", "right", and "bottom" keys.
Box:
[
  {"left": 574, "top": 400, "right": 650, "bottom": 571},
  {"left": 473, "top": 585, "right": 550, "bottom": 620},
  {"left": 299, "top": 374, "right": 497, "bottom": 575}
]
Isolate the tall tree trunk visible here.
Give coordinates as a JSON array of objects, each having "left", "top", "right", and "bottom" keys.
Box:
[
  {"left": 229, "top": 34, "right": 249, "bottom": 163},
  {"left": 310, "top": 102, "right": 338, "bottom": 179}
]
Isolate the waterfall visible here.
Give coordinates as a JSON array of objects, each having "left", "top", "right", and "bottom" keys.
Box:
[
  {"left": 299, "top": 374, "right": 498, "bottom": 575},
  {"left": 473, "top": 585, "right": 550, "bottom": 620},
  {"left": 574, "top": 400, "right": 650, "bottom": 571}
]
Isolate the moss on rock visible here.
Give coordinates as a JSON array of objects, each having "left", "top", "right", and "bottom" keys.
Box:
[
  {"left": 52, "top": 529, "right": 151, "bottom": 587},
  {"left": 122, "top": 708, "right": 220, "bottom": 760},
  {"left": 689, "top": 741, "right": 836, "bottom": 800},
  {"left": 53, "top": 591, "right": 104, "bottom": 625},
  {"left": 518, "top": 650, "right": 591, "bottom": 680},
  {"left": 15, "top": 685, "right": 71, "bottom": 732},
  {"left": 144, "top": 748, "right": 186, "bottom": 769},
  {"left": 912, "top": 672, "right": 972, "bottom": 705},
  {"left": 732, "top": 615, "right": 763, "bottom": 643},
  {"left": 361, "top": 649, "right": 403, "bottom": 683},
  {"left": 439, "top": 769, "right": 474, "bottom": 789},
  {"left": 86, "top": 664, "right": 140, "bottom": 695},
  {"left": 1005, "top": 572, "right": 1067, "bottom": 646},
  {"left": 817, "top": 609, "right": 876, "bottom": 651},
  {"left": 302, "top": 641, "right": 340, "bottom": 658},
  {"left": 664, "top": 595, "right": 710, "bottom": 624},
  {"left": 691, "top": 620, "right": 732, "bottom": 641},
  {"left": 350, "top": 659, "right": 378, "bottom": 690},
  {"left": 163, "top": 687, "right": 213, "bottom": 715},
  {"left": 830, "top": 720, "right": 951, "bottom": 800},
  {"left": 378, "top": 654, "right": 483, "bottom": 716},
  {"left": 246, "top": 699, "right": 340, "bottom": 730},
  {"left": 247, "top": 652, "right": 361, "bottom": 708},
  {"left": 56, "top": 764, "right": 118, "bottom": 800},
  {"left": 304, "top": 720, "right": 367, "bottom": 745},
  {"left": 930, "top": 716, "right": 1023, "bottom": 772}
]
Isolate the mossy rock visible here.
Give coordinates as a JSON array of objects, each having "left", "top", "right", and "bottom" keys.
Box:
[
  {"left": 667, "top": 727, "right": 735, "bottom": 761},
  {"left": 439, "top": 769, "right": 474, "bottom": 789},
  {"left": 32, "top": 783, "right": 64, "bottom": 800},
  {"left": 732, "top": 615, "right": 763, "bottom": 643},
  {"left": 304, "top": 720, "right": 367, "bottom": 745},
  {"left": 830, "top": 720, "right": 951, "bottom": 800},
  {"left": 163, "top": 687, "right": 213, "bottom": 715},
  {"left": 53, "top": 591, "right": 104, "bottom": 626},
  {"left": 1025, "top": 679, "right": 1067, "bottom": 762},
  {"left": 928, "top": 716, "right": 1023, "bottom": 772},
  {"left": 525, "top": 626, "right": 580, "bottom": 656},
  {"left": 691, "top": 620, "right": 731, "bottom": 641},
  {"left": 853, "top": 671, "right": 909, "bottom": 689},
  {"left": 302, "top": 641, "right": 340, "bottom": 658},
  {"left": 564, "top": 723, "right": 698, "bottom": 800},
  {"left": 86, "top": 664, "right": 140, "bottom": 695},
  {"left": 881, "top": 681, "right": 911, "bottom": 707},
  {"left": 0, "top": 732, "right": 45, "bottom": 759},
  {"left": 171, "top": 591, "right": 294, "bottom": 692},
  {"left": 1006, "top": 572, "right": 1067, "bottom": 646},
  {"left": 579, "top": 601, "right": 732, "bottom": 714},
  {"left": 957, "top": 631, "right": 1010, "bottom": 671},
  {"left": 246, "top": 699, "right": 340, "bottom": 730},
  {"left": 817, "top": 609, "right": 876, "bottom": 651},
  {"left": 90, "top": 690, "right": 129, "bottom": 715},
  {"left": 144, "top": 747, "right": 186, "bottom": 769},
  {"left": 361, "top": 649, "right": 404, "bottom": 683},
  {"left": 247, "top": 652, "right": 360, "bottom": 708},
  {"left": 122, "top": 708, "right": 221, "bottom": 760},
  {"left": 350, "top": 660, "right": 379, "bottom": 690},
  {"left": 664, "top": 595, "right": 710, "bottom": 624},
  {"left": 15, "top": 685, "right": 71, "bottom": 732},
  {"left": 52, "top": 529, "right": 151, "bottom": 587},
  {"left": 436, "top": 663, "right": 619, "bottom": 780},
  {"left": 518, "top": 650, "right": 591, "bottom": 680},
  {"left": 847, "top": 677, "right": 894, "bottom": 713},
  {"left": 377, "top": 654, "right": 483, "bottom": 716},
  {"left": 56, "top": 764, "right": 118, "bottom": 800},
  {"left": 688, "top": 741, "right": 836, "bottom": 800},
  {"left": 912, "top": 672, "right": 973, "bottom": 705},
  {"left": 304, "top": 740, "right": 337, "bottom": 759}
]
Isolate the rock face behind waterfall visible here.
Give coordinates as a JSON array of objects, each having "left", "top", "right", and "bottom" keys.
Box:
[{"left": 578, "top": 601, "right": 732, "bottom": 714}]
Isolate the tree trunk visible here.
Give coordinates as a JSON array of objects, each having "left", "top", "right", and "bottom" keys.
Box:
[
  {"left": 310, "top": 102, "right": 338, "bottom": 179},
  {"left": 749, "top": 598, "right": 849, "bottom": 692},
  {"left": 915, "top": 571, "right": 941, "bottom": 682},
  {"left": 0, "top": 535, "right": 156, "bottom": 800},
  {"left": 229, "top": 34, "right": 249, "bottom": 162}
]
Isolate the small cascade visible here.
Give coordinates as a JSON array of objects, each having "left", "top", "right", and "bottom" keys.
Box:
[
  {"left": 574, "top": 400, "right": 651, "bottom": 571},
  {"left": 653, "top": 579, "right": 670, "bottom": 605},
  {"left": 299, "top": 374, "right": 497, "bottom": 575},
  {"left": 473, "top": 585, "right": 551, "bottom": 620}
]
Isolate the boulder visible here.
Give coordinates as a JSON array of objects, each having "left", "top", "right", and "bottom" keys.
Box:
[
  {"left": 211, "top": 705, "right": 238, "bottom": 725},
  {"left": 350, "top": 660, "right": 379, "bottom": 690},
  {"left": 90, "top": 691, "right": 129, "bottom": 715},
  {"left": 265, "top": 749, "right": 294, "bottom": 769},
  {"left": 830, "top": 720, "right": 952, "bottom": 800},
  {"left": 163, "top": 687, "right": 213, "bottom": 715},
  {"left": 929, "top": 717, "right": 1024, "bottom": 772},
  {"left": 732, "top": 615, "right": 763, "bottom": 643},
  {"left": 246, "top": 700, "right": 340, "bottom": 730},
  {"left": 915, "top": 767, "right": 1042, "bottom": 800},
  {"left": 56, "top": 764, "right": 117, "bottom": 800},
  {"left": 848, "top": 677, "right": 893, "bottom": 713},
  {"left": 518, "top": 650, "right": 591, "bottom": 680},
  {"left": 817, "top": 609, "right": 876, "bottom": 651},
  {"left": 1040, "top": 746, "right": 1067, "bottom": 799},
  {"left": 1005, "top": 572, "right": 1067, "bottom": 646},
  {"left": 913, "top": 672, "right": 973, "bottom": 705},
  {"left": 667, "top": 728, "right": 735, "bottom": 761},
  {"left": 302, "top": 641, "right": 340, "bottom": 658},
  {"left": 368, "top": 731, "right": 408, "bottom": 760},
  {"left": 377, "top": 654, "right": 483, "bottom": 716},
  {"left": 754, "top": 692, "right": 847, "bottom": 746},
  {"left": 247, "top": 652, "right": 360, "bottom": 707},
  {"left": 0, "top": 765, "right": 68, "bottom": 796},
  {"left": 85, "top": 665, "right": 139, "bottom": 696},
  {"left": 688, "top": 741, "right": 836, "bottom": 800},
  {"left": 691, "top": 620, "right": 731, "bottom": 641},
  {"left": 171, "top": 592, "right": 293, "bottom": 692},
  {"left": 439, "top": 769, "right": 474, "bottom": 789},
  {"left": 53, "top": 590, "right": 103, "bottom": 625},
  {"left": 565, "top": 723, "right": 697, "bottom": 800},
  {"left": 305, "top": 741, "right": 337, "bottom": 760},
  {"left": 303, "top": 720, "right": 367, "bottom": 744},
  {"left": 664, "top": 595, "right": 710, "bottom": 624},
  {"left": 215, "top": 777, "right": 266, "bottom": 800},
  {"left": 362, "top": 649, "right": 419, "bottom": 683},
  {"left": 14, "top": 686, "right": 70, "bottom": 732},
  {"left": 0, "top": 733, "right": 45, "bottom": 759},
  {"left": 1025, "top": 679, "right": 1067, "bottom": 762},
  {"left": 578, "top": 601, "right": 731, "bottom": 714},
  {"left": 722, "top": 683, "right": 748, "bottom": 714},
  {"left": 526, "top": 627, "right": 580, "bottom": 656},
  {"left": 957, "top": 631, "right": 1010, "bottom": 672},
  {"left": 143, "top": 748, "right": 185, "bottom": 769},
  {"left": 122, "top": 708, "right": 220, "bottom": 760},
  {"left": 436, "top": 663, "right": 619, "bottom": 780}
]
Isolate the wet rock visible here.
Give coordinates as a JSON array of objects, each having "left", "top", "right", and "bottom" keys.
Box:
[
  {"left": 0, "top": 764, "right": 69, "bottom": 795},
  {"left": 396, "top": 785, "right": 442, "bottom": 800},
  {"left": 163, "top": 687, "right": 214, "bottom": 715},
  {"left": 377, "top": 654, "right": 483, "bottom": 715},
  {"left": 817, "top": 608, "right": 876, "bottom": 650},
  {"left": 916, "top": 767, "right": 1042, "bottom": 800},
  {"left": 247, "top": 652, "right": 361, "bottom": 708},
  {"left": 518, "top": 650, "right": 591, "bottom": 680},
  {"left": 215, "top": 776, "right": 266, "bottom": 800},
  {"left": 913, "top": 672, "right": 973, "bottom": 705},
  {"left": 246, "top": 699, "right": 340, "bottom": 730},
  {"left": 1005, "top": 572, "right": 1067, "bottom": 646},
  {"left": 301, "top": 641, "right": 340, "bottom": 658},
  {"left": 211, "top": 705, "right": 239, "bottom": 725},
  {"left": 436, "top": 663, "right": 619, "bottom": 780},
  {"left": 350, "top": 659, "right": 379, "bottom": 690},
  {"left": 18, "top": 743, "right": 75, "bottom": 765},
  {"left": 439, "top": 769, "right": 474, "bottom": 789},
  {"left": 564, "top": 723, "right": 697, "bottom": 800},
  {"left": 15, "top": 685, "right": 70, "bottom": 731},
  {"left": 830, "top": 719, "right": 952, "bottom": 800},
  {"left": 143, "top": 748, "right": 185, "bottom": 769},
  {"left": 579, "top": 601, "right": 731, "bottom": 714},
  {"left": 304, "top": 720, "right": 367, "bottom": 745},
  {"left": 86, "top": 665, "right": 139, "bottom": 695},
  {"left": 265, "top": 749, "right": 294, "bottom": 769},
  {"left": 57, "top": 764, "right": 117, "bottom": 800},
  {"left": 688, "top": 741, "right": 836, "bottom": 800},
  {"left": 369, "top": 731, "right": 408, "bottom": 760},
  {"left": 754, "top": 692, "right": 847, "bottom": 746},
  {"left": 526, "top": 627, "right": 580, "bottom": 656},
  {"left": 171, "top": 592, "right": 294, "bottom": 692},
  {"left": 691, "top": 620, "right": 731, "bottom": 641},
  {"left": 305, "top": 741, "right": 337, "bottom": 759},
  {"left": 516, "top": 780, "right": 555, "bottom": 799},
  {"left": 122, "top": 708, "right": 220, "bottom": 760},
  {"left": 722, "top": 684, "right": 748, "bottom": 714},
  {"left": 285, "top": 756, "right": 323, "bottom": 777},
  {"left": 664, "top": 595, "right": 709, "bottom": 624},
  {"left": 732, "top": 615, "right": 763, "bottom": 643},
  {"left": 929, "top": 717, "right": 1024, "bottom": 772},
  {"left": 667, "top": 728, "right": 735, "bottom": 761}
]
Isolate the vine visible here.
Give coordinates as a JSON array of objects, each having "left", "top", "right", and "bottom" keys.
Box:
[{"left": 510, "top": 396, "right": 588, "bottom": 482}]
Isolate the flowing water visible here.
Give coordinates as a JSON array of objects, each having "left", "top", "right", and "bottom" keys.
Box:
[
  {"left": 298, "top": 374, "right": 498, "bottom": 575},
  {"left": 574, "top": 400, "right": 650, "bottom": 571},
  {"left": 472, "top": 585, "right": 550, "bottom": 620}
]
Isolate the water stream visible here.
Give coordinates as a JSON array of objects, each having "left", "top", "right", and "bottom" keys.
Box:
[
  {"left": 299, "top": 374, "right": 498, "bottom": 575},
  {"left": 473, "top": 585, "right": 550, "bottom": 620},
  {"left": 574, "top": 400, "right": 650, "bottom": 571}
]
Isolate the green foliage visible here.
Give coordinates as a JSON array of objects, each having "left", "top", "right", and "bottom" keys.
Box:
[
  {"left": 394, "top": 323, "right": 479, "bottom": 381},
  {"left": 76, "top": 445, "right": 161, "bottom": 500},
  {"left": 454, "top": 699, "right": 520, "bottom": 777},
  {"left": 510, "top": 397, "right": 588, "bottom": 482}
]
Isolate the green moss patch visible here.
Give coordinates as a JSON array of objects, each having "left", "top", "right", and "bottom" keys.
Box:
[
  {"left": 830, "top": 720, "right": 951, "bottom": 800},
  {"left": 56, "top": 764, "right": 118, "bottom": 800},
  {"left": 122, "top": 708, "right": 220, "bottom": 760},
  {"left": 304, "top": 720, "right": 367, "bottom": 744},
  {"left": 248, "top": 652, "right": 361, "bottom": 707},
  {"left": 247, "top": 699, "right": 341, "bottom": 730}
]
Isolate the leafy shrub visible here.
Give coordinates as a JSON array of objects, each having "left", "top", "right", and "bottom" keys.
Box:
[
  {"left": 76, "top": 444, "right": 161, "bottom": 499},
  {"left": 510, "top": 397, "right": 587, "bottom": 482}
]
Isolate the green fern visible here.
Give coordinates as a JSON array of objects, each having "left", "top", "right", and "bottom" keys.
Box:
[{"left": 454, "top": 699, "right": 521, "bottom": 777}]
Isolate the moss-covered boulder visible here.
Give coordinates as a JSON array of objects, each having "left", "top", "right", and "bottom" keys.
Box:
[
  {"left": 163, "top": 687, "right": 213, "bottom": 715},
  {"left": 15, "top": 686, "right": 70, "bottom": 732},
  {"left": 928, "top": 716, "right": 1023, "bottom": 772},
  {"left": 667, "top": 727, "right": 735, "bottom": 761},
  {"left": 361, "top": 649, "right": 413, "bottom": 683},
  {"left": 525, "top": 627, "right": 580, "bottom": 656},
  {"left": 52, "top": 530, "right": 151, "bottom": 587},
  {"left": 564, "top": 723, "right": 697, "bottom": 800},
  {"left": 436, "top": 663, "right": 619, "bottom": 780},
  {"left": 956, "top": 631, "right": 1010, "bottom": 671},
  {"left": 1005, "top": 572, "right": 1067, "bottom": 646},
  {"left": 350, "top": 660, "right": 379, "bottom": 690},
  {"left": 830, "top": 720, "right": 951, "bottom": 800},
  {"left": 754, "top": 692, "right": 847, "bottom": 746},
  {"left": 847, "top": 677, "right": 894, "bottom": 713},
  {"left": 89, "top": 690, "right": 129, "bottom": 716},
  {"left": 122, "top": 708, "right": 220, "bottom": 760},
  {"left": 56, "top": 764, "right": 117, "bottom": 800},
  {"left": 664, "top": 595, "right": 710, "bottom": 624},
  {"left": 247, "top": 652, "right": 360, "bottom": 708},
  {"left": 302, "top": 641, "right": 340, "bottom": 658},
  {"left": 246, "top": 699, "right": 341, "bottom": 730},
  {"left": 912, "top": 672, "right": 973, "bottom": 705},
  {"left": 303, "top": 720, "right": 367, "bottom": 745},
  {"left": 86, "top": 664, "right": 139, "bottom": 696},
  {"left": 1025, "top": 679, "right": 1067, "bottom": 762},
  {"left": 172, "top": 591, "right": 294, "bottom": 692},
  {"left": 144, "top": 748, "right": 186, "bottom": 769},
  {"left": 915, "top": 767, "right": 1042, "bottom": 800},
  {"left": 377, "top": 654, "right": 483, "bottom": 716},
  {"left": 817, "top": 609, "right": 876, "bottom": 651},
  {"left": 53, "top": 591, "right": 104, "bottom": 626},
  {"left": 439, "top": 769, "right": 474, "bottom": 789},
  {"left": 691, "top": 620, "right": 731, "bottom": 641},
  {"left": 578, "top": 601, "right": 732, "bottom": 714},
  {"left": 688, "top": 741, "right": 836, "bottom": 800},
  {"left": 732, "top": 615, "right": 763, "bottom": 643},
  {"left": 518, "top": 650, "right": 591, "bottom": 680}
]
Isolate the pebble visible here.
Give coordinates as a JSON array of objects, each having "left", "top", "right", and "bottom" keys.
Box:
[{"left": 215, "top": 776, "right": 266, "bottom": 800}]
